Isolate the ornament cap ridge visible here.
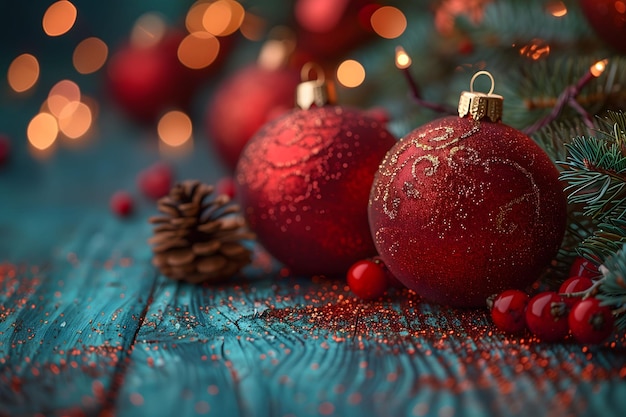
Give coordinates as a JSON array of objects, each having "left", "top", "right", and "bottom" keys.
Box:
[{"left": 458, "top": 70, "right": 503, "bottom": 122}]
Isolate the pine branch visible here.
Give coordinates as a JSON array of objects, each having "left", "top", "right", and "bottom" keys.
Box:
[
  {"left": 464, "top": 0, "right": 596, "bottom": 53},
  {"left": 559, "top": 135, "right": 626, "bottom": 221},
  {"left": 502, "top": 57, "right": 622, "bottom": 131},
  {"left": 530, "top": 115, "right": 596, "bottom": 163},
  {"left": 594, "top": 249, "right": 626, "bottom": 330},
  {"left": 577, "top": 217, "right": 626, "bottom": 263}
]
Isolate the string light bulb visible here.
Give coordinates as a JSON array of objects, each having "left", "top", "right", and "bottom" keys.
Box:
[
  {"left": 590, "top": 59, "right": 608, "bottom": 77},
  {"left": 395, "top": 46, "right": 411, "bottom": 69}
]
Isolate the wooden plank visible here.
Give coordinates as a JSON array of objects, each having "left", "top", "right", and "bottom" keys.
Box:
[
  {"left": 112, "top": 273, "right": 626, "bottom": 417},
  {"left": 0, "top": 215, "right": 157, "bottom": 417}
]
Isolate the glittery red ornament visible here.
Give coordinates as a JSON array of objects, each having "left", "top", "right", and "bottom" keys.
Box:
[
  {"left": 580, "top": 0, "right": 626, "bottom": 54},
  {"left": 206, "top": 65, "right": 300, "bottom": 170},
  {"left": 368, "top": 71, "right": 567, "bottom": 307},
  {"left": 236, "top": 99, "right": 396, "bottom": 276}
]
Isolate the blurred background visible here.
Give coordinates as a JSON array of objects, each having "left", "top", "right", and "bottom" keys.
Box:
[{"left": 1, "top": 0, "right": 625, "bottom": 247}]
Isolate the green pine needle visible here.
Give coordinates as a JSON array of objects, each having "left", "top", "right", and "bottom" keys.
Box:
[
  {"left": 560, "top": 135, "right": 626, "bottom": 221},
  {"left": 595, "top": 248, "right": 626, "bottom": 330}
]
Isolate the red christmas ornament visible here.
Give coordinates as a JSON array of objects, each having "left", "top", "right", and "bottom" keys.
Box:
[
  {"left": 580, "top": 0, "right": 626, "bottom": 54},
  {"left": 368, "top": 71, "right": 567, "bottom": 307},
  {"left": 107, "top": 29, "right": 228, "bottom": 123},
  {"left": 293, "top": 0, "right": 379, "bottom": 63},
  {"left": 206, "top": 35, "right": 300, "bottom": 170},
  {"left": 235, "top": 70, "right": 397, "bottom": 277}
]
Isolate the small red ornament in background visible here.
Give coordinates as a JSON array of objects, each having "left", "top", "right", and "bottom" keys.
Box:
[
  {"left": 0, "top": 135, "right": 10, "bottom": 166},
  {"left": 236, "top": 66, "right": 397, "bottom": 277},
  {"left": 569, "top": 256, "right": 600, "bottom": 279},
  {"left": 347, "top": 259, "right": 389, "bottom": 300},
  {"left": 558, "top": 275, "right": 594, "bottom": 307},
  {"left": 206, "top": 31, "right": 300, "bottom": 170},
  {"left": 525, "top": 292, "right": 569, "bottom": 342},
  {"left": 110, "top": 191, "right": 134, "bottom": 217},
  {"left": 107, "top": 29, "right": 229, "bottom": 123},
  {"left": 489, "top": 289, "right": 529, "bottom": 334},
  {"left": 293, "top": 0, "right": 379, "bottom": 64},
  {"left": 569, "top": 297, "right": 615, "bottom": 345},
  {"left": 580, "top": 0, "right": 626, "bottom": 54},
  {"left": 368, "top": 71, "right": 567, "bottom": 307},
  {"left": 138, "top": 162, "right": 174, "bottom": 200}
]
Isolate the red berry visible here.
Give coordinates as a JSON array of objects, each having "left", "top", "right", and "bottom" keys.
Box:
[
  {"left": 0, "top": 135, "right": 10, "bottom": 165},
  {"left": 347, "top": 259, "right": 389, "bottom": 300},
  {"left": 110, "top": 191, "right": 134, "bottom": 217},
  {"left": 559, "top": 276, "right": 594, "bottom": 307},
  {"left": 569, "top": 257, "right": 600, "bottom": 279},
  {"left": 138, "top": 162, "right": 173, "bottom": 199},
  {"left": 215, "top": 176, "right": 236, "bottom": 199},
  {"left": 490, "top": 289, "right": 529, "bottom": 334},
  {"left": 525, "top": 291, "right": 569, "bottom": 342},
  {"left": 569, "top": 297, "right": 615, "bottom": 345}
]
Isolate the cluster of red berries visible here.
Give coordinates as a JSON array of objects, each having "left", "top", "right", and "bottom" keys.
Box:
[{"left": 490, "top": 258, "right": 615, "bottom": 345}]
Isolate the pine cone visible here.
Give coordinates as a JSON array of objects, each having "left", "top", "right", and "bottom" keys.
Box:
[{"left": 148, "top": 180, "right": 255, "bottom": 284}]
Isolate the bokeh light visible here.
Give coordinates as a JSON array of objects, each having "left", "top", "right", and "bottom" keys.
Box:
[
  {"left": 186, "top": 1, "right": 212, "bottom": 33},
  {"left": 58, "top": 102, "right": 92, "bottom": 139},
  {"left": 47, "top": 80, "right": 81, "bottom": 119},
  {"left": 337, "top": 60, "right": 366, "bottom": 88},
  {"left": 73, "top": 37, "right": 108, "bottom": 74},
  {"left": 42, "top": 1, "right": 77, "bottom": 37},
  {"left": 8, "top": 54, "right": 40, "bottom": 93},
  {"left": 239, "top": 12, "right": 266, "bottom": 41},
  {"left": 178, "top": 32, "right": 220, "bottom": 69},
  {"left": 27, "top": 113, "right": 59, "bottom": 150},
  {"left": 130, "top": 12, "right": 166, "bottom": 48},
  {"left": 518, "top": 39, "right": 550, "bottom": 60},
  {"left": 371, "top": 6, "right": 407, "bottom": 39},
  {"left": 395, "top": 47, "right": 412, "bottom": 69},
  {"left": 202, "top": 0, "right": 245, "bottom": 36},
  {"left": 158, "top": 110, "right": 193, "bottom": 147},
  {"left": 546, "top": 1, "right": 567, "bottom": 17}
]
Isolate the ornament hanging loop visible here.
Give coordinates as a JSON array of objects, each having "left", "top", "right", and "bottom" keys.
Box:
[
  {"left": 459, "top": 70, "right": 503, "bottom": 122},
  {"left": 296, "top": 62, "right": 334, "bottom": 109},
  {"left": 470, "top": 70, "right": 495, "bottom": 95}
]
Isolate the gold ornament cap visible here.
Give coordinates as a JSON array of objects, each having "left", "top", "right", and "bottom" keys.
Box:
[
  {"left": 458, "top": 71, "right": 503, "bottom": 122},
  {"left": 296, "top": 62, "right": 335, "bottom": 110}
]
